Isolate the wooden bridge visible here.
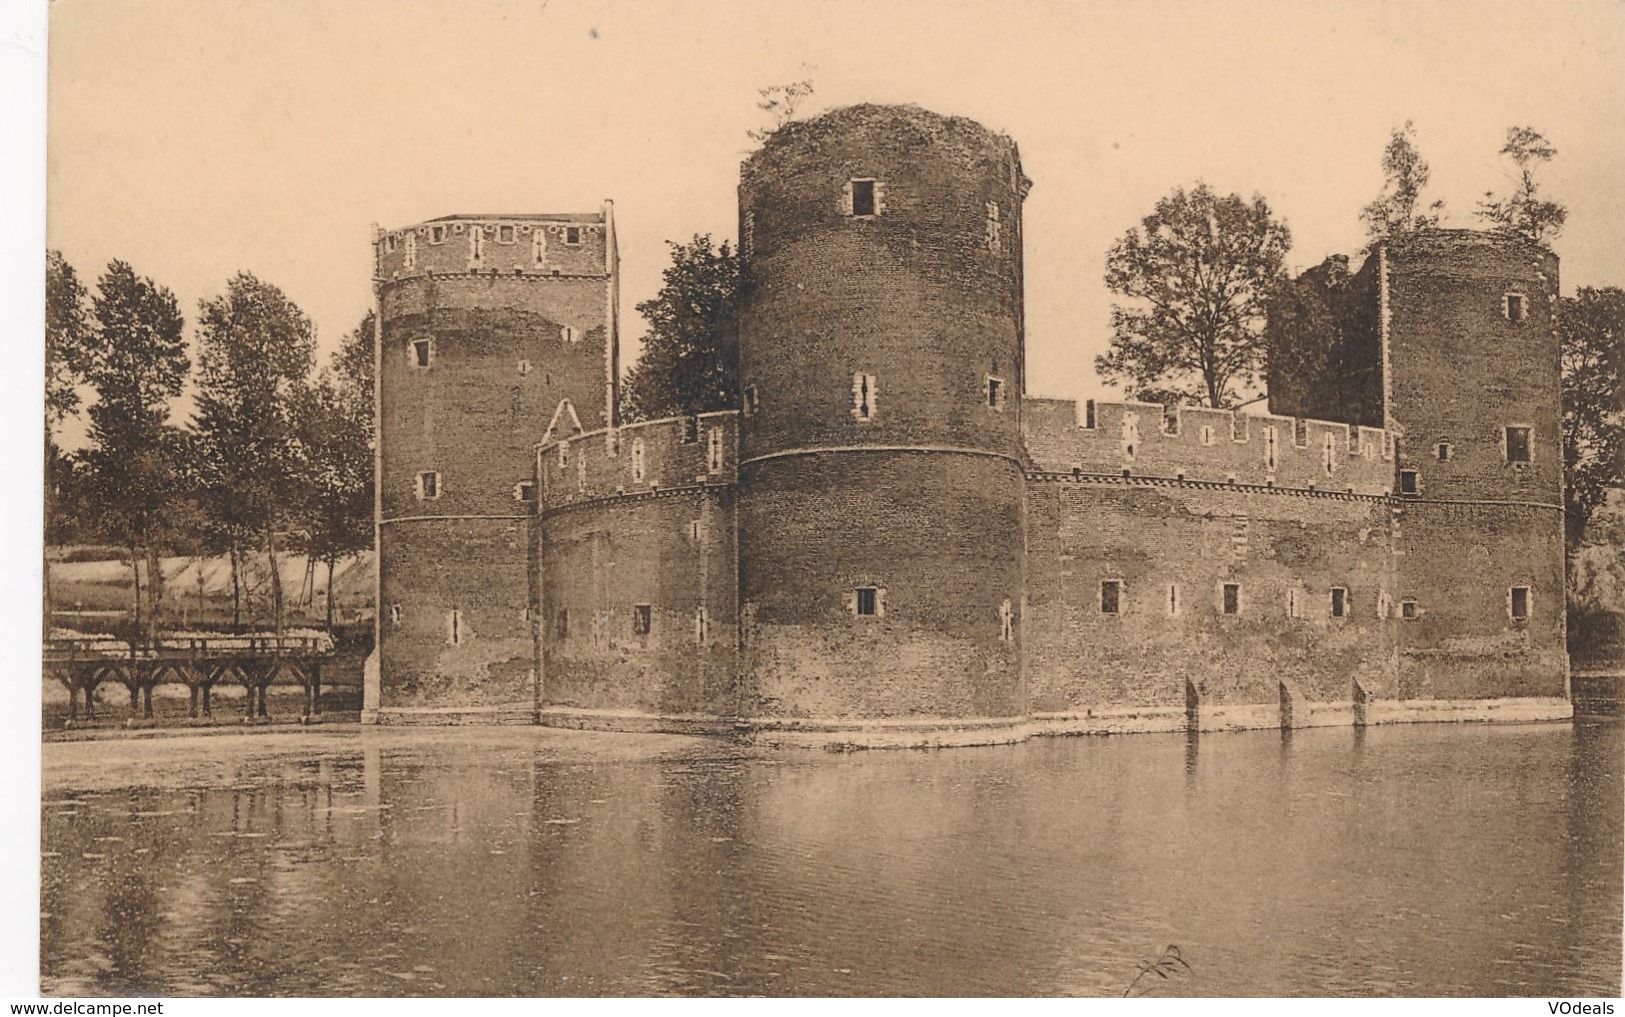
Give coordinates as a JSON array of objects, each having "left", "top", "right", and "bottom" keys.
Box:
[{"left": 44, "top": 630, "right": 338, "bottom": 724}]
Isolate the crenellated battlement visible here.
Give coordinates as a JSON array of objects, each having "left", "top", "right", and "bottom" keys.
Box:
[
  {"left": 374, "top": 212, "right": 611, "bottom": 284},
  {"left": 537, "top": 411, "right": 739, "bottom": 511},
  {"left": 1023, "top": 397, "right": 1396, "bottom": 495}
]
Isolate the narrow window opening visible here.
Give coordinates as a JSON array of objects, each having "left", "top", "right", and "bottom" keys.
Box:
[
  {"left": 560, "top": 326, "right": 578, "bottom": 344},
  {"left": 1330, "top": 587, "right": 1349, "bottom": 618},
  {"left": 1167, "top": 584, "right": 1181, "bottom": 617},
  {"left": 999, "top": 598, "right": 1015, "bottom": 641},
  {"left": 1162, "top": 405, "right": 1180, "bottom": 435},
  {"left": 514, "top": 481, "right": 536, "bottom": 503},
  {"left": 633, "top": 604, "right": 652, "bottom": 636},
  {"left": 386, "top": 234, "right": 397, "bottom": 252},
  {"left": 706, "top": 427, "right": 725, "bottom": 473},
  {"left": 1400, "top": 469, "right": 1419, "bottom": 495},
  {"left": 1286, "top": 587, "right": 1301, "bottom": 619},
  {"left": 532, "top": 229, "right": 547, "bottom": 265},
  {"left": 852, "top": 373, "right": 877, "bottom": 421},
  {"left": 743, "top": 385, "right": 760, "bottom": 415},
  {"left": 694, "top": 606, "right": 711, "bottom": 644},
  {"left": 1264, "top": 425, "right": 1279, "bottom": 470},
  {"left": 558, "top": 441, "right": 569, "bottom": 468},
  {"left": 1084, "top": 399, "right": 1098, "bottom": 429},
  {"left": 1400, "top": 599, "right": 1418, "bottom": 620},
  {"left": 1437, "top": 440, "right": 1452, "bottom": 462},
  {"left": 1347, "top": 425, "right": 1360, "bottom": 454},
  {"left": 517, "top": 359, "right": 532, "bottom": 376},
  {"left": 556, "top": 608, "right": 569, "bottom": 639},
  {"left": 416, "top": 471, "right": 440, "bottom": 500},
  {"left": 1100, "top": 580, "right": 1122, "bottom": 615},
  {"left": 389, "top": 604, "right": 402, "bottom": 626},
  {"left": 851, "top": 179, "right": 876, "bottom": 217},
  {"left": 1199, "top": 425, "right": 1215, "bottom": 446},
  {"left": 1294, "top": 418, "right": 1309, "bottom": 447},
  {"left": 447, "top": 609, "right": 463, "bottom": 646},
  {"left": 1510, "top": 586, "right": 1530, "bottom": 620},
  {"left": 1222, "top": 583, "right": 1241, "bottom": 616},
  {"left": 469, "top": 225, "right": 484, "bottom": 265},
  {"left": 565, "top": 226, "right": 582, "bottom": 245},
  {"left": 411, "top": 338, "right": 433, "bottom": 368},
  {"left": 985, "top": 201, "right": 1001, "bottom": 251},
  {"left": 1505, "top": 293, "right": 1525, "bottom": 323},
  {"left": 1505, "top": 426, "right": 1531, "bottom": 464},
  {"left": 986, "top": 376, "right": 1004, "bottom": 410},
  {"left": 631, "top": 439, "right": 646, "bottom": 483},
  {"left": 1232, "top": 413, "right": 1249, "bottom": 442},
  {"left": 682, "top": 416, "right": 699, "bottom": 444},
  {"left": 404, "top": 231, "right": 417, "bottom": 269},
  {"left": 430, "top": 225, "right": 446, "bottom": 244},
  {"left": 1323, "top": 433, "right": 1337, "bottom": 475},
  {"left": 856, "top": 587, "right": 878, "bottom": 617},
  {"left": 687, "top": 519, "right": 701, "bottom": 541},
  {"left": 498, "top": 224, "right": 514, "bottom": 244}
]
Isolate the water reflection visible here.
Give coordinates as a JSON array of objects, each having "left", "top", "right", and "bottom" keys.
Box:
[{"left": 41, "top": 723, "right": 1623, "bottom": 997}]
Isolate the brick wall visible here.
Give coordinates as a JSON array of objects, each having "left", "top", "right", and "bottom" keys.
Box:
[{"left": 1026, "top": 480, "right": 1396, "bottom": 711}]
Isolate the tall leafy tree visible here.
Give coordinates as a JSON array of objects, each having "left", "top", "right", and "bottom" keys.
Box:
[
  {"left": 79, "top": 261, "right": 190, "bottom": 638},
  {"left": 1359, "top": 121, "right": 1446, "bottom": 243},
  {"left": 1477, "top": 126, "right": 1568, "bottom": 244},
  {"left": 1560, "top": 286, "right": 1624, "bottom": 555},
  {"left": 1097, "top": 183, "right": 1292, "bottom": 408},
  {"left": 193, "top": 272, "right": 316, "bottom": 635},
  {"left": 44, "top": 251, "right": 94, "bottom": 632},
  {"left": 621, "top": 236, "right": 740, "bottom": 422},
  {"left": 292, "top": 311, "right": 375, "bottom": 628}
]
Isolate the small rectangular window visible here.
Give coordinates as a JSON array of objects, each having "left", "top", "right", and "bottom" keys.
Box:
[
  {"left": 498, "top": 224, "right": 514, "bottom": 243},
  {"left": 1400, "top": 469, "right": 1419, "bottom": 495},
  {"left": 555, "top": 608, "right": 569, "bottom": 639},
  {"left": 1505, "top": 426, "right": 1531, "bottom": 464},
  {"left": 1510, "top": 586, "right": 1530, "bottom": 620},
  {"left": 558, "top": 441, "right": 569, "bottom": 468},
  {"left": 1231, "top": 413, "right": 1248, "bottom": 442},
  {"left": 681, "top": 416, "right": 699, "bottom": 444},
  {"left": 852, "top": 373, "right": 877, "bottom": 421},
  {"left": 430, "top": 225, "right": 446, "bottom": 244},
  {"left": 743, "top": 385, "right": 760, "bottom": 415},
  {"left": 1437, "top": 441, "right": 1451, "bottom": 462},
  {"left": 633, "top": 604, "right": 651, "bottom": 635},
  {"left": 411, "top": 339, "right": 432, "bottom": 368},
  {"left": 1162, "top": 405, "right": 1180, "bottom": 435},
  {"left": 1505, "top": 293, "right": 1525, "bottom": 323},
  {"left": 851, "top": 179, "right": 876, "bottom": 217},
  {"left": 856, "top": 587, "right": 878, "bottom": 616},
  {"left": 1222, "top": 583, "right": 1240, "bottom": 615},
  {"left": 1100, "top": 580, "right": 1121, "bottom": 615},
  {"left": 1400, "top": 599, "right": 1418, "bottom": 620},
  {"left": 1294, "top": 418, "right": 1309, "bottom": 448},
  {"left": 514, "top": 481, "right": 536, "bottom": 502},
  {"left": 986, "top": 376, "right": 1004, "bottom": 411},
  {"left": 706, "top": 427, "right": 725, "bottom": 473},
  {"left": 1000, "top": 598, "right": 1015, "bottom": 641},
  {"left": 1083, "top": 399, "right": 1098, "bottom": 430},
  {"left": 565, "top": 226, "right": 582, "bottom": 245},
  {"left": 1330, "top": 587, "right": 1348, "bottom": 618},
  {"left": 416, "top": 471, "right": 440, "bottom": 500}
]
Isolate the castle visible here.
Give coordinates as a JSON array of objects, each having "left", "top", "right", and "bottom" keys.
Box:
[{"left": 363, "top": 104, "right": 1570, "bottom": 739}]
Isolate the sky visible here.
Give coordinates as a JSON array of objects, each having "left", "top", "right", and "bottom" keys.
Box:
[{"left": 38, "top": 0, "right": 1625, "bottom": 428}]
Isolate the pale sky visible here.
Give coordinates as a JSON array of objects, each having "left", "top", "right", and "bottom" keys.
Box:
[{"left": 43, "top": 0, "right": 1625, "bottom": 426}]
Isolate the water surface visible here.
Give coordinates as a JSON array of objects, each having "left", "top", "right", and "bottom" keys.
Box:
[{"left": 41, "top": 722, "right": 1622, "bottom": 996}]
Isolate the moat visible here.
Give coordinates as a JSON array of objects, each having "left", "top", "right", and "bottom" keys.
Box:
[{"left": 41, "top": 721, "right": 1622, "bottom": 997}]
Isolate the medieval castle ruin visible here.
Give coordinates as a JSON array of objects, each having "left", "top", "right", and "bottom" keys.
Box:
[{"left": 365, "top": 104, "right": 1569, "bottom": 739}]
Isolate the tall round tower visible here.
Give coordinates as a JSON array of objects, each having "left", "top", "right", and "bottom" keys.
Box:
[
  {"left": 735, "top": 105, "right": 1031, "bottom": 726},
  {"left": 370, "top": 207, "right": 619, "bottom": 720}
]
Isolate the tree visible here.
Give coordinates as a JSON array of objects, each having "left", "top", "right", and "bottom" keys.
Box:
[
  {"left": 44, "top": 251, "right": 94, "bottom": 630},
  {"left": 746, "top": 78, "right": 815, "bottom": 142},
  {"left": 193, "top": 272, "right": 317, "bottom": 636},
  {"left": 1477, "top": 126, "right": 1567, "bottom": 244},
  {"left": 621, "top": 236, "right": 740, "bottom": 422},
  {"left": 1359, "top": 121, "right": 1445, "bottom": 243},
  {"left": 292, "top": 312, "right": 375, "bottom": 629},
  {"left": 1560, "top": 286, "right": 1624, "bottom": 554},
  {"left": 78, "top": 260, "right": 191, "bottom": 639},
  {"left": 1096, "top": 183, "right": 1292, "bottom": 408}
]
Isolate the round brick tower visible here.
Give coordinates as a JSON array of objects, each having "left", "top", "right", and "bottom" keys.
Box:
[
  {"left": 370, "top": 207, "right": 619, "bottom": 720},
  {"left": 735, "top": 105, "right": 1031, "bottom": 726}
]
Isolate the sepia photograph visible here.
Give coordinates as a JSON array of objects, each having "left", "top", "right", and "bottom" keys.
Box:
[{"left": 14, "top": 0, "right": 1625, "bottom": 1001}]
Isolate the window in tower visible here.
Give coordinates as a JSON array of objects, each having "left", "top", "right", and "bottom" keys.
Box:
[
  {"left": 850, "top": 179, "right": 877, "bottom": 217},
  {"left": 633, "top": 604, "right": 652, "bottom": 636},
  {"left": 1505, "top": 426, "right": 1532, "bottom": 464},
  {"left": 1330, "top": 587, "right": 1349, "bottom": 618},
  {"left": 403, "top": 231, "right": 417, "bottom": 269},
  {"left": 1323, "top": 432, "right": 1337, "bottom": 475},
  {"left": 1167, "top": 584, "right": 1181, "bottom": 617},
  {"left": 410, "top": 338, "right": 433, "bottom": 369},
  {"left": 514, "top": 481, "right": 536, "bottom": 503},
  {"left": 743, "top": 385, "right": 760, "bottom": 416},
  {"left": 1231, "top": 413, "right": 1248, "bottom": 442},
  {"left": 1294, "top": 418, "right": 1309, "bottom": 448},
  {"left": 555, "top": 608, "right": 569, "bottom": 639},
  {"left": 565, "top": 226, "right": 581, "bottom": 245},
  {"left": 1400, "top": 469, "right": 1419, "bottom": 495},
  {"left": 1083, "top": 399, "right": 1097, "bottom": 430},
  {"left": 682, "top": 416, "right": 699, "bottom": 444},
  {"left": 1437, "top": 439, "right": 1452, "bottom": 462},
  {"left": 1221, "top": 583, "right": 1241, "bottom": 615},
  {"left": 498, "top": 224, "right": 514, "bottom": 244},
  {"left": 1000, "top": 598, "right": 1015, "bottom": 641},
  {"left": 446, "top": 609, "right": 464, "bottom": 646},
  {"left": 430, "top": 225, "right": 446, "bottom": 244},
  {"left": 985, "top": 376, "right": 1005, "bottom": 411},
  {"left": 415, "top": 471, "right": 440, "bottom": 501},
  {"left": 707, "top": 427, "right": 725, "bottom": 473},
  {"left": 855, "top": 587, "right": 878, "bottom": 617},
  {"left": 852, "top": 373, "right": 878, "bottom": 422},
  {"left": 468, "top": 225, "right": 484, "bottom": 266},
  {"left": 1504, "top": 292, "right": 1526, "bottom": 324},
  {"left": 1100, "top": 579, "right": 1122, "bottom": 615},
  {"left": 558, "top": 441, "right": 569, "bottom": 469},
  {"left": 389, "top": 604, "right": 402, "bottom": 626},
  {"left": 1400, "top": 599, "right": 1419, "bottom": 620},
  {"left": 1286, "top": 586, "right": 1302, "bottom": 619},
  {"left": 985, "top": 201, "right": 1002, "bottom": 252},
  {"left": 1510, "top": 586, "right": 1531, "bottom": 620}
]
